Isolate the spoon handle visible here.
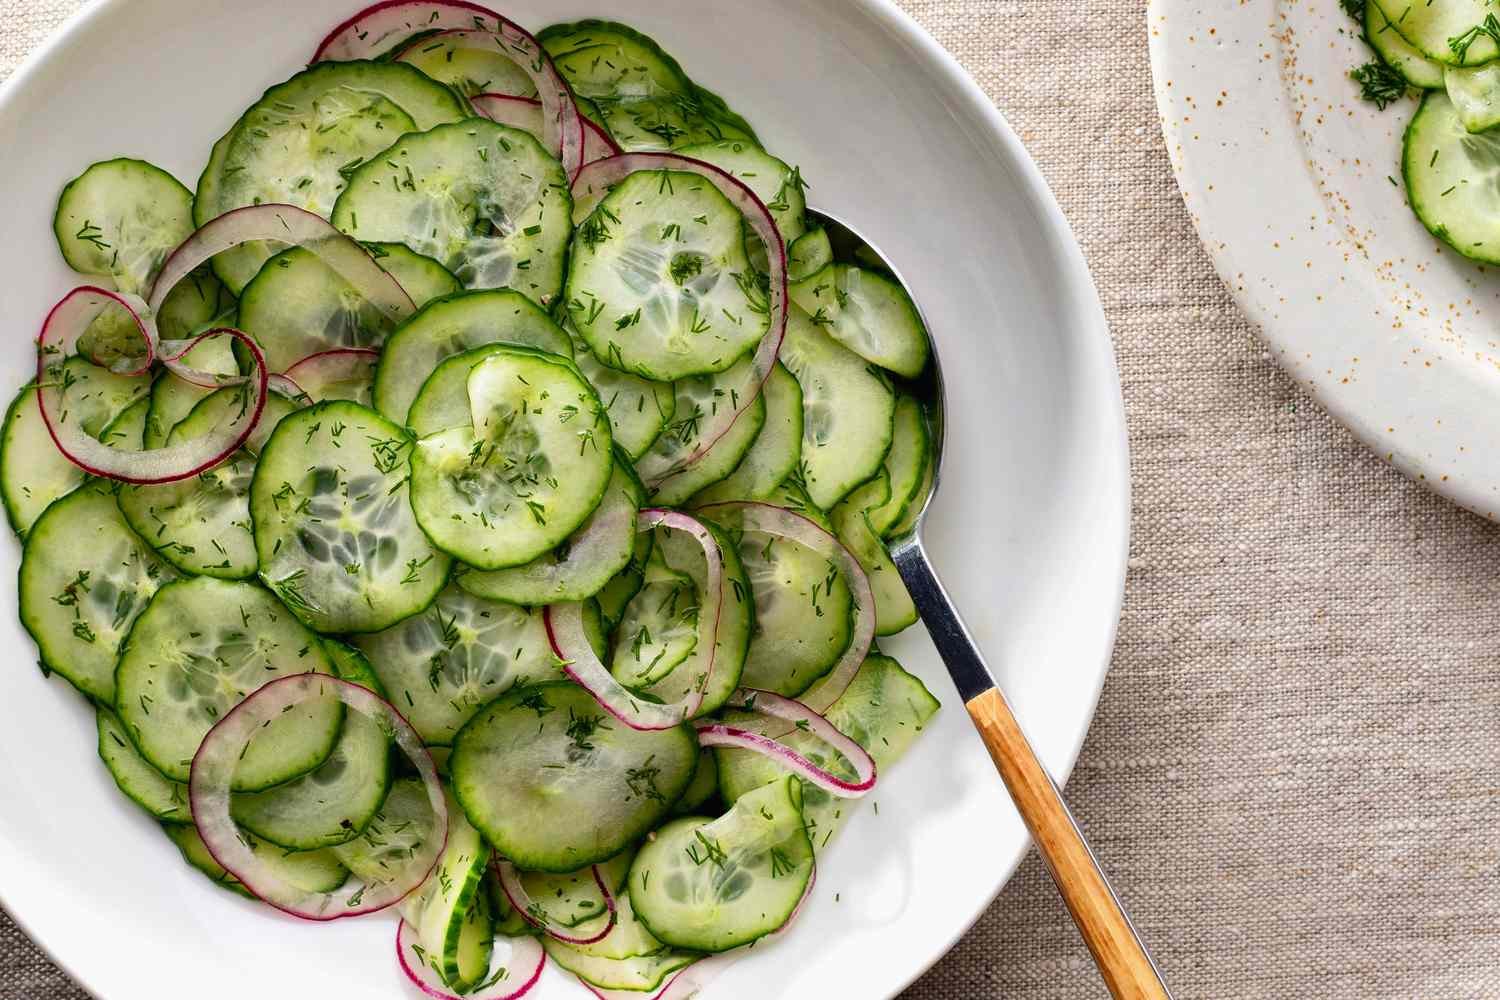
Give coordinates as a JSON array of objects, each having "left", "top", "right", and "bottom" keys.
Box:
[{"left": 891, "top": 540, "right": 1172, "bottom": 1000}]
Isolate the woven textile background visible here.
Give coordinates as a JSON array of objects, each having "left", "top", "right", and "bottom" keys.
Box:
[{"left": 4, "top": 1, "right": 1499, "bottom": 998}]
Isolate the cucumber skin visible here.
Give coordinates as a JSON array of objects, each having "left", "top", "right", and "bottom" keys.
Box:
[{"left": 1400, "top": 91, "right": 1500, "bottom": 266}]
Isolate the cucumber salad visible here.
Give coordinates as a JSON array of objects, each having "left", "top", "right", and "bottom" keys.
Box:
[
  {"left": 1348, "top": 0, "right": 1500, "bottom": 262},
  {"left": 5, "top": 3, "right": 945, "bottom": 997}
]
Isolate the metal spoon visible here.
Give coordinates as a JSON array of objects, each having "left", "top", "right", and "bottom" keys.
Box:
[{"left": 808, "top": 208, "right": 1173, "bottom": 1000}]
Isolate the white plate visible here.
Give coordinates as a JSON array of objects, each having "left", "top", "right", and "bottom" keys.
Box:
[
  {"left": 0, "top": 2, "right": 1128, "bottom": 997},
  {"left": 1150, "top": 0, "right": 1500, "bottom": 520}
]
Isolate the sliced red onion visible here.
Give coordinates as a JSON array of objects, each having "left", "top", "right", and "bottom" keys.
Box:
[
  {"left": 313, "top": 4, "right": 583, "bottom": 177},
  {"left": 35, "top": 287, "right": 268, "bottom": 485},
  {"left": 397, "top": 919, "right": 545, "bottom": 1000},
  {"left": 573, "top": 155, "right": 787, "bottom": 489},
  {"left": 147, "top": 204, "right": 415, "bottom": 330},
  {"left": 189, "top": 673, "right": 447, "bottom": 921},
  {"left": 493, "top": 858, "right": 617, "bottom": 946},
  {"left": 695, "top": 690, "right": 876, "bottom": 798},
  {"left": 268, "top": 373, "right": 312, "bottom": 403},
  {"left": 695, "top": 501, "right": 873, "bottom": 714},
  {"left": 283, "top": 348, "right": 381, "bottom": 403},
  {"left": 545, "top": 510, "right": 724, "bottom": 731},
  {"left": 471, "top": 93, "right": 620, "bottom": 164}
]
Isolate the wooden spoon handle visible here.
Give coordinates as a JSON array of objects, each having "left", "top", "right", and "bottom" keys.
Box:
[{"left": 967, "top": 686, "right": 1172, "bottom": 1000}]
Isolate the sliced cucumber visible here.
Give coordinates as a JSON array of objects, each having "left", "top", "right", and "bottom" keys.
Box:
[
  {"left": 566, "top": 169, "right": 768, "bottom": 381},
  {"left": 143, "top": 338, "right": 239, "bottom": 449},
  {"left": 594, "top": 529, "right": 653, "bottom": 631},
  {"left": 610, "top": 545, "right": 701, "bottom": 688},
  {"left": 374, "top": 289, "right": 574, "bottom": 425},
  {"left": 395, "top": 33, "right": 536, "bottom": 99},
  {"left": 1366, "top": 1, "right": 1445, "bottom": 90},
  {"left": 790, "top": 264, "right": 929, "bottom": 378},
  {"left": 51, "top": 356, "right": 152, "bottom": 438},
  {"left": 97, "top": 705, "right": 191, "bottom": 823},
  {"left": 450, "top": 681, "right": 698, "bottom": 872},
  {"left": 787, "top": 227, "right": 833, "bottom": 283},
  {"left": 561, "top": 891, "right": 666, "bottom": 961},
  {"left": 627, "top": 777, "right": 813, "bottom": 952},
  {"left": 364, "top": 242, "right": 462, "bottom": 308},
  {"left": 288, "top": 352, "right": 377, "bottom": 406},
  {"left": 717, "top": 653, "right": 939, "bottom": 851},
  {"left": 1445, "top": 61, "right": 1500, "bottom": 132},
  {"left": 565, "top": 321, "right": 676, "bottom": 460},
  {"left": 542, "top": 939, "right": 696, "bottom": 992},
  {"left": 1369, "top": 0, "right": 1500, "bottom": 67},
  {"left": 100, "top": 395, "right": 150, "bottom": 451},
  {"left": 170, "top": 384, "right": 302, "bottom": 456},
  {"left": 251, "top": 401, "right": 451, "bottom": 633},
  {"left": 677, "top": 140, "right": 807, "bottom": 264},
  {"left": 673, "top": 746, "right": 719, "bottom": 816},
  {"left": 650, "top": 390, "right": 764, "bottom": 507},
  {"left": 408, "top": 343, "right": 519, "bottom": 437},
  {"left": 352, "top": 582, "right": 561, "bottom": 746},
  {"left": 165, "top": 823, "right": 348, "bottom": 898},
  {"left": 833, "top": 503, "right": 917, "bottom": 636},
  {"left": 195, "top": 61, "right": 467, "bottom": 292},
  {"left": 54, "top": 158, "right": 194, "bottom": 295},
  {"left": 332, "top": 120, "right": 572, "bottom": 303},
  {"left": 115, "top": 577, "right": 343, "bottom": 790},
  {"left": 410, "top": 349, "right": 613, "bottom": 569},
  {"left": 1403, "top": 90, "right": 1500, "bottom": 263},
  {"left": 857, "top": 394, "right": 930, "bottom": 536},
  {"left": 19, "top": 482, "right": 175, "bottom": 701},
  {"left": 334, "top": 776, "right": 443, "bottom": 890},
  {"left": 1, "top": 387, "right": 84, "bottom": 536},
  {"left": 409, "top": 789, "right": 492, "bottom": 993},
  {"left": 690, "top": 363, "right": 802, "bottom": 505},
  {"left": 229, "top": 643, "right": 391, "bottom": 850},
  {"left": 780, "top": 305, "right": 895, "bottom": 509},
  {"left": 237, "top": 245, "right": 398, "bottom": 372},
  {"left": 887, "top": 452, "right": 933, "bottom": 539},
  {"left": 516, "top": 848, "right": 634, "bottom": 930},
  {"left": 458, "top": 458, "right": 643, "bottom": 605}
]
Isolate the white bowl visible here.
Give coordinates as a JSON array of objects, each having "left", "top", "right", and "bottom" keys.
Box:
[{"left": 0, "top": 2, "right": 1128, "bottom": 997}]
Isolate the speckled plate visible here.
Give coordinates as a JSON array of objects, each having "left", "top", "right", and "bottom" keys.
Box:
[{"left": 1149, "top": 0, "right": 1500, "bottom": 520}]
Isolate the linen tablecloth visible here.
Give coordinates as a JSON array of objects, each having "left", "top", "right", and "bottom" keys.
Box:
[{"left": 4, "top": 2, "right": 1498, "bottom": 997}]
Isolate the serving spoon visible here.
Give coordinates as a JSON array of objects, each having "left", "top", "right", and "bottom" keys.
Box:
[{"left": 808, "top": 209, "right": 1172, "bottom": 1000}]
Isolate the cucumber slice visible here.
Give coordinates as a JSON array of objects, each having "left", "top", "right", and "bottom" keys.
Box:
[
  {"left": 594, "top": 529, "right": 652, "bottom": 631},
  {"left": 1, "top": 387, "right": 84, "bottom": 536},
  {"left": 395, "top": 34, "right": 537, "bottom": 99},
  {"left": 565, "top": 322, "right": 676, "bottom": 460},
  {"left": 373, "top": 289, "right": 574, "bottom": 425},
  {"left": 624, "top": 520, "right": 751, "bottom": 718},
  {"left": 117, "top": 388, "right": 302, "bottom": 580},
  {"left": 634, "top": 354, "right": 758, "bottom": 491},
  {"left": 100, "top": 395, "right": 150, "bottom": 452},
  {"left": 229, "top": 644, "right": 392, "bottom": 850},
  {"left": 332, "top": 120, "right": 572, "bottom": 303},
  {"left": 832, "top": 504, "right": 917, "bottom": 636},
  {"left": 780, "top": 305, "right": 895, "bottom": 509},
  {"left": 97, "top": 706, "right": 191, "bottom": 823},
  {"left": 539, "top": 21, "right": 695, "bottom": 101},
  {"left": 115, "top": 577, "right": 343, "bottom": 790},
  {"left": 1366, "top": 2, "right": 1445, "bottom": 90},
  {"left": 288, "top": 352, "right": 377, "bottom": 406},
  {"left": 690, "top": 363, "right": 802, "bottom": 505},
  {"left": 676, "top": 140, "right": 808, "bottom": 264},
  {"left": 542, "top": 939, "right": 696, "bottom": 992},
  {"left": 787, "top": 227, "right": 833, "bottom": 283},
  {"left": 54, "top": 158, "right": 194, "bottom": 295},
  {"left": 1403, "top": 90, "right": 1500, "bottom": 263},
  {"left": 334, "top": 777, "right": 443, "bottom": 888},
  {"left": 449, "top": 681, "right": 698, "bottom": 871},
  {"left": 408, "top": 343, "right": 518, "bottom": 437},
  {"left": 352, "top": 582, "right": 561, "bottom": 746},
  {"left": 1445, "top": 61, "right": 1500, "bottom": 131},
  {"left": 458, "top": 458, "right": 643, "bottom": 605},
  {"left": 790, "top": 264, "right": 929, "bottom": 378},
  {"left": 673, "top": 746, "right": 719, "bottom": 816},
  {"left": 143, "top": 339, "right": 240, "bottom": 449},
  {"left": 1369, "top": 0, "right": 1500, "bottom": 67},
  {"left": 562, "top": 891, "right": 665, "bottom": 961},
  {"left": 627, "top": 777, "right": 813, "bottom": 952},
  {"left": 565, "top": 169, "right": 769, "bottom": 381},
  {"left": 521, "top": 848, "right": 635, "bottom": 929},
  {"left": 408, "top": 789, "right": 492, "bottom": 993},
  {"left": 251, "top": 401, "right": 451, "bottom": 633},
  {"left": 237, "top": 245, "right": 400, "bottom": 372},
  {"left": 717, "top": 653, "right": 940, "bottom": 852},
  {"left": 155, "top": 265, "right": 235, "bottom": 340},
  {"left": 53, "top": 356, "right": 152, "bottom": 438},
  {"left": 650, "top": 390, "right": 765, "bottom": 506},
  {"left": 19, "top": 482, "right": 175, "bottom": 701},
  {"left": 195, "top": 61, "right": 467, "bottom": 292},
  {"left": 887, "top": 452, "right": 933, "bottom": 539},
  {"left": 365, "top": 242, "right": 462, "bottom": 308},
  {"left": 410, "top": 349, "right": 613, "bottom": 569},
  {"left": 859, "top": 395, "right": 930, "bottom": 536},
  {"left": 165, "top": 823, "right": 348, "bottom": 898},
  {"left": 595, "top": 93, "right": 757, "bottom": 152},
  {"left": 610, "top": 545, "right": 701, "bottom": 688}
]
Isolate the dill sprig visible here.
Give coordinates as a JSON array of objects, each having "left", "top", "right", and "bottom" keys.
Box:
[
  {"left": 1449, "top": 14, "right": 1500, "bottom": 64},
  {"left": 1350, "top": 59, "right": 1409, "bottom": 110}
]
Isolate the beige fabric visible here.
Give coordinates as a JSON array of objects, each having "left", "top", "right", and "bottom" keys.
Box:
[{"left": 5, "top": 1, "right": 1500, "bottom": 998}]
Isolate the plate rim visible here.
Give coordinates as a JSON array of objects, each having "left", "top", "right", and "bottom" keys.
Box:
[{"left": 0, "top": 1, "right": 1130, "bottom": 996}]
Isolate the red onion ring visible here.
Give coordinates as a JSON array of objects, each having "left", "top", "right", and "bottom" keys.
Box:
[
  {"left": 189, "top": 674, "right": 447, "bottom": 921},
  {"left": 492, "top": 858, "right": 617, "bottom": 946},
  {"left": 396, "top": 919, "right": 545, "bottom": 1000},
  {"left": 572, "top": 154, "right": 787, "bottom": 490},
  {"left": 545, "top": 510, "right": 724, "bottom": 731},
  {"left": 695, "top": 501, "right": 873, "bottom": 714},
  {"left": 148, "top": 204, "right": 415, "bottom": 331},
  {"left": 312, "top": 3, "right": 583, "bottom": 178},
  {"left": 283, "top": 348, "right": 381, "bottom": 402},
  {"left": 35, "top": 287, "right": 269, "bottom": 485},
  {"left": 695, "top": 690, "right": 876, "bottom": 798},
  {"left": 471, "top": 92, "right": 620, "bottom": 165}
]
